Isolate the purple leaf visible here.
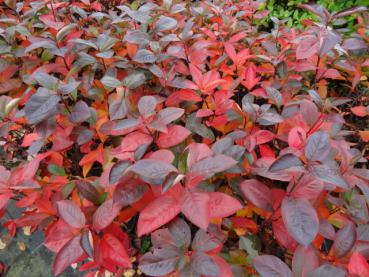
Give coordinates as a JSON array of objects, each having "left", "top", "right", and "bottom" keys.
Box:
[
  {"left": 133, "top": 49, "right": 157, "bottom": 64},
  {"left": 53, "top": 235, "right": 84, "bottom": 276},
  {"left": 192, "top": 225, "right": 226, "bottom": 252},
  {"left": 69, "top": 100, "right": 90, "bottom": 123},
  {"left": 305, "top": 131, "right": 331, "bottom": 162},
  {"left": 253, "top": 255, "right": 293, "bottom": 277},
  {"left": 332, "top": 222, "right": 356, "bottom": 258},
  {"left": 109, "top": 93, "right": 128, "bottom": 120},
  {"left": 332, "top": 6, "right": 368, "bottom": 19},
  {"left": 138, "top": 95, "right": 157, "bottom": 117},
  {"left": 168, "top": 218, "right": 191, "bottom": 249},
  {"left": 309, "top": 264, "right": 346, "bottom": 277},
  {"left": 292, "top": 245, "right": 319, "bottom": 277},
  {"left": 129, "top": 159, "right": 177, "bottom": 181},
  {"left": 109, "top": 160, "right": 131, "bottom": 185},
  {"left": 191, "top": 252, "right": 219, "bottom": 276},
  {"left": 269, "top": 154, "right": 304, "bottom": 173},
  {"left": 113, "top": 180, "right": 147, "bottom": 206},
  {"left": 309, "top": 161, "right": 348, "bottom": 189},
  {"left": 139, "top": 249, "right": 180, "bottom": 276},
  {"left": 281, "top": 197, "right": 319, "bottom": 247},
  {"left": 25, "top": 88, "right": 60, "bottom": 125},
  {"left": 56, "top": 200, "right": 86, "bottom": 229},
  {"left": 189, "top": 154, "right": 237, "bottom": 179}
]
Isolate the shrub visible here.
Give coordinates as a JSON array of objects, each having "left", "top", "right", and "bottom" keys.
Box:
[
  {"left": 263, "top": 0, "right": 368, "bottom": 28},
  {"left": 0, "top": 0, "right": 368, "bottom": 276}
]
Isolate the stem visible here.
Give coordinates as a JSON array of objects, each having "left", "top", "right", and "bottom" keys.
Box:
[
  {"left": 50, "top": 0, "right": 58, "bottom": 22},
  {"left": 58, "top": 91, "right": 71, "bottom": 113},
  {"left": 313, "top": 55, "right": 321, "bottom": 89}
]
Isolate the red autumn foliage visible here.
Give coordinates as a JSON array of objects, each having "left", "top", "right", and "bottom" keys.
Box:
[{"left": 0, "top": 0, "right": 368, "bottom": 276}]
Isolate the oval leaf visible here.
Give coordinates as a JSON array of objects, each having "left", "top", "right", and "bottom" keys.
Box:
[
  {"left": 56, "top": 200, "right": 86, "bottom": 229},
  {"left": 281, "top": 197, "right": 319, "bottom": 247},
  {"left": 305, "top": 131, "right": 331, "bottom": 162},
  {"left": 93, "top": 199, "right": 122, "bottom": 231},
  {"left": 53, "top": 235, "right": 84, "bottom": 276},
  {"left": 332, "top": 222, "right": 356, "bottom": 258},
  {"left": 240, "top": 179, "right": 273, "bottom": 212},
  {"left": 253, "top": 255, "right": 293, "bottom": 277}
]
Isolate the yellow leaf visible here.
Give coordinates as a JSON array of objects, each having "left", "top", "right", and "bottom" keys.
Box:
[
  {"left": 83, "top": 163, "right": 93, "bottom": 177},
  {"left": 236, "top": 207, "right": 253, "bottom": 217}
]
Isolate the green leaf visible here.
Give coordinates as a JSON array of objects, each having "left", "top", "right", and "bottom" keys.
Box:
[
  {"left": 48, "top": 164, "right": 66, "bottom": 176},
  {"left": 239, "top": 236, "right": 259, "bottom": 260},
  {"left": 101, "top": 76, "right": 122, "bottom": 89}
]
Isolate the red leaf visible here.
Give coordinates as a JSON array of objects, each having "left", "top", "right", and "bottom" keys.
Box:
[
  {"left": 14, "top": 213, "right": 49, "bottom": 227},
  {"left": 196, "top": 109, "right": 214, "bottom": 118},
  {"left": 348, "top": 252, "right": 369, "bottom": 276},
  {"left": 0, "top": 193, "right": 12, "bottom": 210},
  {"left": 240, "top": 179, "right": 273, "bottom": 212},
  {"left": 56, "top": 200, "right": 86, "bottom": 229},
  {"left": 254, "top": 130, "right": 275, "bottom": 145},
  {"left": 166, "top": 89, "right": 202, "bottom": 106},
  {"left": 186, "top": 143, "right": 213, "bottom": 168},
  {"left": 288, "top": 127, "right": 306, "bottom": 149},
  {"left": 156, "top": 125, "right": 191, "bottom": 148},
  {"left": 9, "top": 157, "right": 41, "bottom": 186},
  {"left": 230, "top": 217, "right": 258, "bottom": 233},
  {"left": 242, "top": 65, "right": 259, "bottom": 90},
  {"left": 53, "top": 235, "right": 84, "bottom": 276},
  {"left": 137, "top": 185, "right": 183, "bottom": 236},
  {"left": 296, "top": 36, "right": 319, "bottom": 60},
  {"left": 40, "top": 14, "right": 65, "bottom": 30},
  {"left": 45, "top": 220, "right": 76, "bottom": 253},
  {"left": 351, "top": 106, "right": 368, "bottom": 117},
  {"left": 146, "top": 149, "right": 175, "bottom": 163},
  {"left": 189, "top": 63, "right": 203, "bottom": 87},
  {"left": 120, "top": 131, "right": 153, "bottom": 153},
  {"left": 208, "top": 192, "right": 242, "bottom": 218},
  {"left": 181, "top": 188, "right": 210, "bottom": 230},
  {"left": 224, "top": 42, "right": 237, "bottom": 64},
  {"left": 101, "top": 233, "right": 132, "bottom": 268}
]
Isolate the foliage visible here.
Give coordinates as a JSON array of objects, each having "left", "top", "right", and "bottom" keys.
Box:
[
  {"left": 263, "top": 0, "right": 368, "bottom": 28},
  {"left": 0, "top": 0, "right": 368, "bottom": 276}
]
